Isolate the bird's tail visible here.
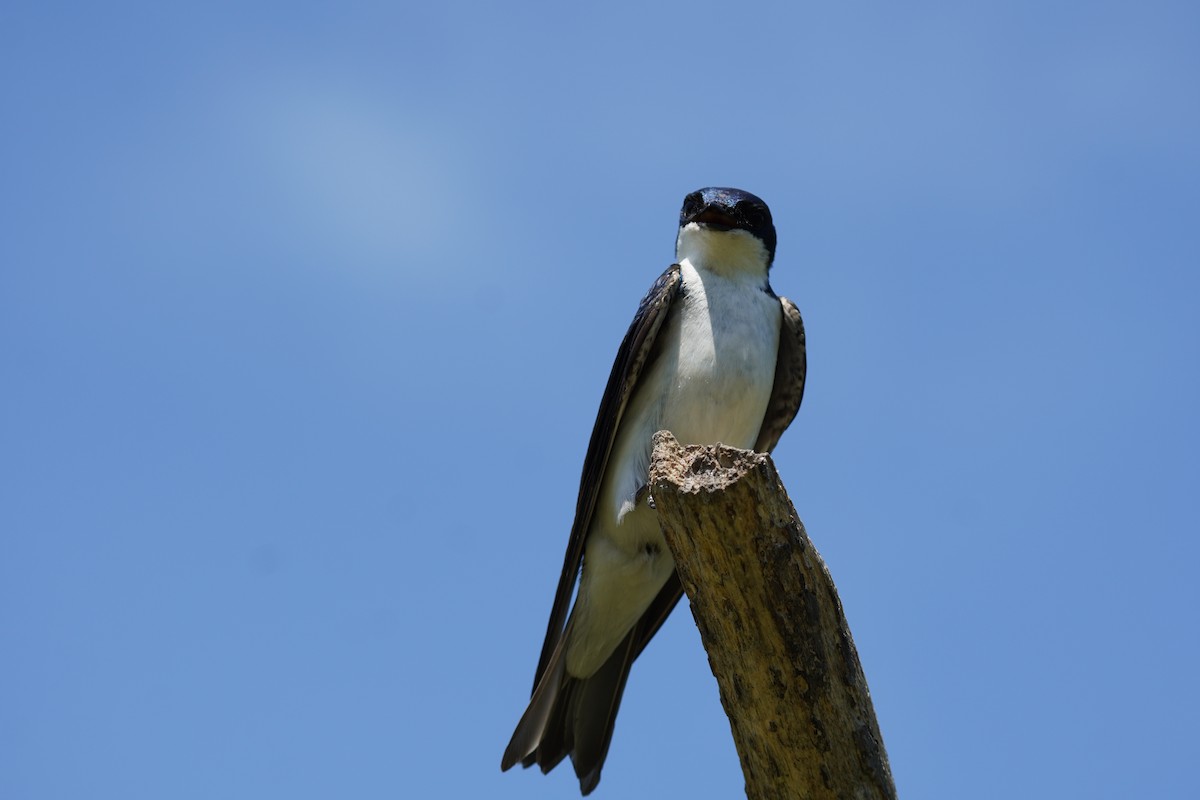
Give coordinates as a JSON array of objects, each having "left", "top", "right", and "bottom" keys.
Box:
[
  {"left": 502, "top": 573, "right": 684, "bottom": 795},
  {"left": 501, "top": 631, "right": 568, "bottom": 773},
  {"left": 501, "top": 626, "right": 638, "bottom": 796}
]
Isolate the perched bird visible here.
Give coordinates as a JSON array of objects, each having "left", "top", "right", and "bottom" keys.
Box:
[{"left": 501, "top": 187, "right": 807, "bottom": 794}]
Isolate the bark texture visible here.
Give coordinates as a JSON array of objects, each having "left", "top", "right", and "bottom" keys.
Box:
[{"left": 648, "top": 432, "right": 897, "bottom": 800}]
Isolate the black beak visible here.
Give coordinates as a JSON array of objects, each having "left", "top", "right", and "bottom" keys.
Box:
[{"left": 689, "top": 205, "right": 738, "bottom": 231}]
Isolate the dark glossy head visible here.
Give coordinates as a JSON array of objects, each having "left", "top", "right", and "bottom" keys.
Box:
[{"left": 679, "top": 187, "right": 776, "bottom": 264}]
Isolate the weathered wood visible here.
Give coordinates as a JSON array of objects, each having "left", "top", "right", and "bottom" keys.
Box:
[{"left": 649, "top": 432, "right": 896, "bottom": 800}]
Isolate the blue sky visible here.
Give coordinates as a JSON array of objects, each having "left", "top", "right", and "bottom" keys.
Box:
[{"left": 3, "top": 1, "right": 1198, "bottom": 798}]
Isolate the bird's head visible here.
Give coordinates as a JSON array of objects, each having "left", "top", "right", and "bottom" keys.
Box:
[{"left": 675, "top": 187, "right": 776, "bottom": 273}]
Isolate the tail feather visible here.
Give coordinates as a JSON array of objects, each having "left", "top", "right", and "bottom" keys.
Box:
[
  {"left": 503, "top": 630, "right": 637, "bottom": 795},
  {"left": 501, "top": 635, "right": 567, "bottom": 771},
  {"left": 570, "top": 631, "right": 638, "bottom": 795},
  {"left": 502, "top": 573, "right": 685, "bottom": 794}
]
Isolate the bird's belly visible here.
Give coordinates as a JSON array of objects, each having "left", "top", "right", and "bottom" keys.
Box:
[{"left": 566, "top": 502, "right": 669, "bottom": 676}]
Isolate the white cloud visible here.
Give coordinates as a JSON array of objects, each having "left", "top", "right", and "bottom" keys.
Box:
[
  {"left": 99, "top": 62, "right": 484, "bottom": 288},
  {"left": 230, "top": 74, "right": 470, "bottom": 272}
]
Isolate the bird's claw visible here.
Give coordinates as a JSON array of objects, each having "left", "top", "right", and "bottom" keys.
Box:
[{"left": 635, "top": 484, "right": 656, "bottom": 510}]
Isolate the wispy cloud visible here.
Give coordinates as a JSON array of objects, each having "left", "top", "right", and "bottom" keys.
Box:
[
  {"left": 230, "top": 74, "right": 470, "bottom": 272},
  {"left": 103, "top": 63, "right": 480, "bottom": 285}
]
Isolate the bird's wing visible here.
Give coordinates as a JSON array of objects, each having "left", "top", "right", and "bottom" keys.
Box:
[
  {"left": 754, "top": 295, "right": 807, "bottom": 453},
  {"left": 531, "top": 264, "right": 684, "bottom": 690}
]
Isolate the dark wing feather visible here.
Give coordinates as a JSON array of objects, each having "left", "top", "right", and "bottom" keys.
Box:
[
  {"left": 531, "top": 264, "right": 683, "bottom": 689},
  {"left": 754, "top": 295, "right": 807, "bottom": 453}
]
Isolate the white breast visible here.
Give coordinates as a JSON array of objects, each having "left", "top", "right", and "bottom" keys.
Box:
[
  {"left": 603, "top": 258, "right": 780, "bottom": 525},
  {"left": 662, "top": 260, "right": 780, "bottom": 446}
]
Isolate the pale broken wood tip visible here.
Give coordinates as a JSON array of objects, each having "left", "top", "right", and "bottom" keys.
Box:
[{"left": 649, "top": 430, "right": 770, "bottom": 494}]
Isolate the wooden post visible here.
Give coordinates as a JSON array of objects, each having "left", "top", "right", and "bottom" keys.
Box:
[{"left": 648, "top": 432, "right": 897, "bottom": 800}]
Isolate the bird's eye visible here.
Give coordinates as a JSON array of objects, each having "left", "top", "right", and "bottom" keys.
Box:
[{"left": 681, "top": 192, "right": 705, "bottom": 221}]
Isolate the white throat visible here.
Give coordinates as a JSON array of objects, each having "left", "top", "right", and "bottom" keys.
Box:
[{"left": 674, "top": 223, "right": 771, "bottom": 280}]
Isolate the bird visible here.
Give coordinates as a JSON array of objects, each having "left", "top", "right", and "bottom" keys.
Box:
[{"left": 501, "top": 187, "right": 807, "bottom": 794}]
